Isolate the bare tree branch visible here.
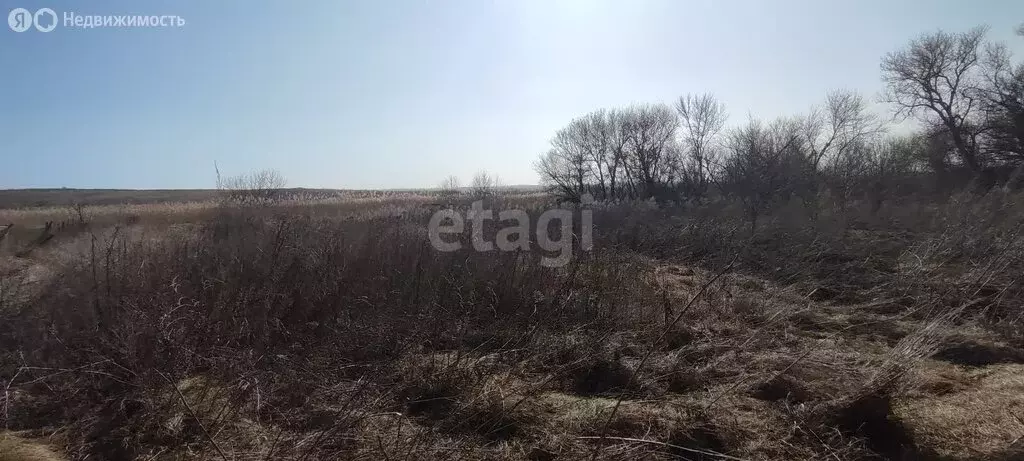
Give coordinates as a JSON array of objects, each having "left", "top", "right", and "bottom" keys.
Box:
[
  {"left": 676, "top": 93, "right": 727, "bottom": 198},
  {"left": 881, "top": 27, "right": 988, "bottom": 171}
]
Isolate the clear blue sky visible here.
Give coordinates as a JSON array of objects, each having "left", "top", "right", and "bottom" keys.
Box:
[{"left": 1, "top": 0, "right": 1022, "bottom": 189}]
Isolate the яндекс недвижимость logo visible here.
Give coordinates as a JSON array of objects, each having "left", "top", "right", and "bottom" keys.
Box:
[
  {"left": 8, "top": 8, "right": 186, "bottom": 32},
  {"left": 8, "top": 8, "right": 57, "bottom": 32}
]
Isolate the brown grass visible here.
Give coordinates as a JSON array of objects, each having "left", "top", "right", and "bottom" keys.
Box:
[
  {"left": 898, "top": 363, "right": 1024, "bottom": 459},
  {"left": 0, "top": 433, "right": 64, "bottom": 461},
  {"left": 0, "top": 189, "right": 1021, "bottom": 459}
]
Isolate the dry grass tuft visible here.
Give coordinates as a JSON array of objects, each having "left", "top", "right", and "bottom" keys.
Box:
[
  {"left": 0, "top": 433, "right": 63, "bottom": 461},
  {"left": 897, "top": 363, "right": 1024, "bottom": 460}
]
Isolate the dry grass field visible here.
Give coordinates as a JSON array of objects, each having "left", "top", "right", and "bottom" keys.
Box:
[
  {"left": 0, "top": 188, "right": 1022, "bottom": 460},
  {"left": 5, "top": 4, "right": 1023, "bottom": 460}
]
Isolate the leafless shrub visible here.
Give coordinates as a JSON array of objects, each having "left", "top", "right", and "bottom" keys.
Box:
[
  {"left": 718, "top": 117, "right": 817, "bottom": 231},
  {"left": 216, "top": 168, "right": 288, "bottom": 206},
  {"left": 437, "top": 175, "right": 461, "bottom": 199},
  {"left": 469, "top": 170, "right": 500, "bottom": 199},
  {"left": 823, "top": 136, "right": 918, "bottom": 215}
]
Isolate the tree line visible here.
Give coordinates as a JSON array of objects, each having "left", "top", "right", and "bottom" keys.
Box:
[{"left": 534, "top": 25, "right": 1024, "bottom": 220}]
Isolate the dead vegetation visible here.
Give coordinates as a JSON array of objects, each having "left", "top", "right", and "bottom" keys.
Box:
[
  {"left": 0, "top": 185, "right": 1020, "bottom": 460},
  {"left": 0, "top": 433, "right": 64, "bottom": 461}
]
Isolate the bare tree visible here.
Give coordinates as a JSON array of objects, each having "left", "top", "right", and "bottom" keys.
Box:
[
  {"left": 536, "top": 148, "right": 586, "bottom": 202},
  {"left": 823, "top": 140, "right": 870, "bottom": 213},
  {"left": 583, "top": 110, "right": 613, "bottom": 199},
  {"left": 719, "top": 117, "right": 812, "bottom": 231},
  {"left": 536, "top": 110, "right": 625, "bottom": 202},
  {"left": 218, "top": 169, "right": 287, "bottom": 206},
  {"left": 606, "top": 108, "right": 631, "bottom": 199},
  {"left": 675, "top": 93, "right": 727, "bottom": 199},
  {"left": 979, "top": 38, "right": 1024, "bottom": 165},
  {"left": 805, "top": 89, "right": 884, "bottom": 169},
  {"left": 537, "top": 117, "right": 595, "bottom": 202},
  {"left": 470, "top": 170, "right": 499, "bottom": 198},
  {"left": 824, "top": 136, "right": 916, "bottom": 214},
  {"left": 865, "top": 136, "right": 920, "bottom": 212},
  {"left": 438, "top": 175, "right": 461, "bottom": 198},
  {"left": 881, "top": 27, "right": 988, "bottom": 172},
  {"left": 621, "top": 103, "right": 680, "bottom": 198}
]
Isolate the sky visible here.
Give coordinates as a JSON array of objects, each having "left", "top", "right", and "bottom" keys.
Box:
[{"left": 1, "top": 0, "right": 1023, "bottom": 189}]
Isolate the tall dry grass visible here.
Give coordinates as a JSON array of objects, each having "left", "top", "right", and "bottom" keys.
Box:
[
  {"left": 0, "top": 189, "right": 1021, "bottom": 460},
  {"left": 0, "top": 203, "right": 660, "bottom": 459}
]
